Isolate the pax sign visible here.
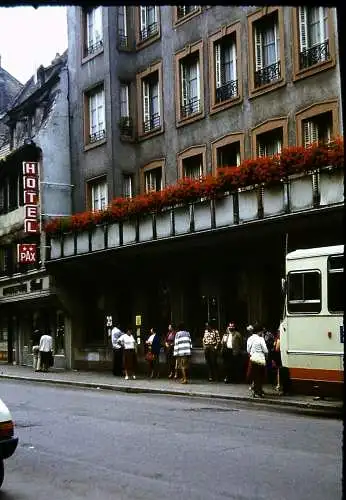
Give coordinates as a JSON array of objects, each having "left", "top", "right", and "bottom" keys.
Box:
[
  {"left": 22, "top": 162, "right": 40, "bottom": 234},
  {"left": 17, "top": 244, "right": 37, "bottom": 264}
]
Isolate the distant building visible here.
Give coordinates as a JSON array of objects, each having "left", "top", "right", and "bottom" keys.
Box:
[{"left": 0, "top": 52, "right": 72, "bottom": 367}]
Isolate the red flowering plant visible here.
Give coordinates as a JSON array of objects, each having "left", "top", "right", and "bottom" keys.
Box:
[{"left": 327, "top": 136, "right": 344, "bottom": 169}]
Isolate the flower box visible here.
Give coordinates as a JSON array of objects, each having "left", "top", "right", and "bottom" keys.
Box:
[
  {"left": 263, "top": 183, "right": 287, "bottom": 217},
  {"left": 156, "top": 210, "right": 172, "bottom": 239},
  {"left": 139, "top": 214, "right": 154, "bottom": 242},
  {"left": 174, "top": 205, "right": 191, "bottom": 235},
  {"left": 214, "top": 194, "right": 235, "bottom": 228},
  {"left": 63, "top": 233, "right": 74, "bottom": 257},
  {"left": 76, "top": 232, "right": 89, "bottom": 254},
  {"left": 238, "top": 186, "right": 259, "bottom": 222},
  {"left": 194, "top": 200, "right": 212, "bottom": 232},
  {"left": 50, "top": 238, "right": 62, "bottom": 259},
  {"left": 122, "top": 219, "right": 136, "bottom": 245},
  {"left": 91, "top": 225, "right": 106, "bottom": 251},
  {"left": 289, "top": 173, "right": 314, "bottom": 212},
  {"left": 107, "top": 222, "right": 120, "bottom": 248},
  {"left": 319, "top": 167, "right": 344, "bottom": 206}
]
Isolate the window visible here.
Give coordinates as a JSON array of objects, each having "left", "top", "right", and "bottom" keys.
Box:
[
  {"left": 178, "top": 145, "right": 206, "bottom": 179},
  {"left": 89, "top": 178, "right": 108, "bottom": 211},
  {"left": 292, "top": 7, "right": 335, "bottom": 81},
  {"left": 208, "top": 23, "right": 242, "bottom": 113},
  {"left": 248, "top": 7, "right": 285, "bottom": 96},
  {"left": 296, "top": 100, "right": 339, "bottom": 147},
  {"left": 174, "top": 6, "right": 201, "bottom": 25},
  {"left": 84, "top": 7, "right": 103, "bottom": 57},
  {"left": 287, "top": 271, "right": 321, "bottom": 314},
  {"left": 123, "top": 174, "right": 133, "bottom": 199},
  {"left": 141, "top": 160, "right": 165, "bottom": 194},
  {"left": 251, "top": 118, "right": 288, "bottom": 159},
  {"left": 119, "top": 83, "right": 132, "bottom": 137},
  {"left": 85, "top": 86, "right": 106, "bottom": 145},
  {"left": 137, "top": 6, "right": 159, "bottom": 46},
  {"left": 118, "top": 6, "right": 128, "bottom": 49},
  {"left": 175, "top": 41, "right": 204, "bottom": 125},
  {"left": 212, "top": 133, "right": 245, "bottom": 174},
  {"left": 327, "top": 256, "right": 343, "bottom": 313},
  {"left": 136, "top": 61, "right": 163, "bottom": 138}
]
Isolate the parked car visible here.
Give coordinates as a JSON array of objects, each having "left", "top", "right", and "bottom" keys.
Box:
[{"left": 0, "top": 398, "right": 18, "bottom": 487}]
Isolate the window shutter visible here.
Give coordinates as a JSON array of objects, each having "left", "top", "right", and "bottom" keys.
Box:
[
  {"left": 120, "top": 84, "right": 129, "bottom": 117},
  {"left": 258, "top": 142, "right": 266, "bottom": 157},
  {"left": 195, "top": 59, "right": 200, "bottom": 101},
  {"left": 276, "top": 139, "right": 282, "bottom": 155},
  {"left": 298, "top": 7, "right": 308, "bottom": 52},
  {"left": 89, "top": 94, "right": 94, "bottom": 135},
  {"left": 255, "top": 27, "right": 263, "bottom": 71},
  {"left": 274, "top": 21, "right": 280, "bottom": 62},
  {"left": 143, "top": 80, "right": 150, "bottom": 125},
  {"left": 215, "top": 43, "right": 222, "bottom": 88},
  {"left": 322, "top": 7, "right": 328, "bottom": 42},
  {"left": 232, "top": 41, "right": 237, "bottom": 81},
  {"left": 94, "top": 7, "right": 102, "bottom": 43},
  {"left": 155, "top": 81, "right": 160, "bottom": 118},
  {"left": 99, "top": 89, "right": 105, "bottom": 132},
  {"left": 304, "top": 120, "right": 319, "bottom": 147},
  {"left": 140, "top": 6, "right": 147, "bottom": 31},
  {"left": 181, "top": 62, "right": 188, "bottom": 107},
  {"left": 123, "top": 7, "right": 127, "bottom": 37},
  {"left": 236, "top": 152, "right": 241, "bottom": 166},
  {"left": 326, "top": 125, "right": 331, "bottom": 144}
]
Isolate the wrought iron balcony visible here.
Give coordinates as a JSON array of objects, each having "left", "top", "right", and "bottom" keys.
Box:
[
  {"left": 177, "top": 6, "right": 198, "bottom": 19},
  {"left": 89, "top": 129, "right": 106, "bottom": 144},
  {"left": 117, "top": 30, "right": 128, "bottom": 49},
  {"left": 118, "top": 117, "right": 133, "bottom": 137},
  {"left": 85, "top": 39, "right": 103, "bottom": 57},
  {"left": 299, "top": 40, "right": 330, "bottom": 70},
  {"left": 181, "top": 98, "right": 200, "bottom": 118},
  {"left": 143, "top": 113, "right": 160, "bottom": 133},
  {"left": 254, "top": 60, "right": 281, "bottom": 88},
  {"left": 140, "top": 22, "right": 158, "bottom": 42},
  {"left": 216, "top": 79, "right": 238, "bottom": 103}
]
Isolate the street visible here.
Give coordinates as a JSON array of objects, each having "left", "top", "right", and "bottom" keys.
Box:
[{"left": 0, "top": 380, "right": 342, "bottom": 500}]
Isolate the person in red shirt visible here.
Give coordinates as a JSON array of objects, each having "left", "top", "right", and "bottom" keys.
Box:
[{"left": 164, "top": 324, "right": 176, "bottom": 378}]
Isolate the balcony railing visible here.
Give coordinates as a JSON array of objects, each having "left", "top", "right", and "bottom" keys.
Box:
[
  {"left": 254, "top": 60, "right": 281, "bottom": 88},
  {"left": 299, "top": 40, "right": 330, "bottom": 70},
  {"left": 143, "top": 113, "right": 160, "bottom": 133},
  {"left": 119, "top": 117, "right": 133, "bottom": 137},
  {"left": 177, "top": 6, "right": 198, "bottom": 19},
  {"left": 140, "top": 22, "right": 158, "bottom": 42},
  {"left": 85, "top": 39, "right": 103, "bottom": 56},
  {"left": 181, "top": 97, "right": 200, "bottom": 118},
  {"left": 89, "top": 129, "right": 106, "bottom": 144},
  {"left": 117, "top": 30, "right": 128, "bottom": 49},
  {"left": 216, "top": 79, "right": 238, "bottom": 103}
]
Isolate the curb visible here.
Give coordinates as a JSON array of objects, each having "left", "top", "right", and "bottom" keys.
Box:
[{"left": 1, "top": 373, "right": 342, "bottom": 417}]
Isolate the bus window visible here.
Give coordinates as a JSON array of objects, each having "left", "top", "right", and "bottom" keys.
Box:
[
  {"left": 328, "top": 256, "right": 344, "bottom": 313},
  {"left": 287, "top": 271, "right": 321, "bottom": 314}
]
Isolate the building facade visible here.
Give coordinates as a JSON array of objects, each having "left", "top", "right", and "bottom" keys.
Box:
[
  {"left": 46, "top": 6, "right": 342, "bottom": 373},
  {"left": 0, "top": 53, "right": 73, "bottom": 368}
]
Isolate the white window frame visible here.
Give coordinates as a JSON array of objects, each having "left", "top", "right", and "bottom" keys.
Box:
[
  {"left": 182, "top": 155, "right": 203, "bottom": 180},
  {"left": 118, "top": 6, "right": 127, "bottom": 39},
  {"left": 86, "top": 7, "right": 103, "bottom": 50},
  {"left": 89, "top": 88, "right": 105, "bottom": 137},
  {"left": 181, "top": 56, "right": 200, "bottom": 112},
  {"left": 303, "top": 115, "right": 331, "bottom": 147},
  {"left": 177, "top": 6, "right": 199, "bottom": 19},
  {"left": 120, "top": 83, "right": 130, "bottom": 119},
  {"left": 215, "top": 38, "right": 237, "bottom": 90},
  {"left": 91, "top": 180, "right": 108, "bottom": 211},
  {"left": 140, "top": 6, "right": 158, "bottom": 38},
  {"left": 142, "top": 75, "right": 160, "bottom": 131},
  {"left": 299, "top": 6, "right": 328, "bottom": 53},
  {"left": 257, "top": 130, "right": 283, "bottom": 157},
  {"left": 123, "top": 174, "right": 133, "bottom": 199},
  {"left": 144, "top": 167, "right": 162, "bottom": 193},
  {"left": 217, "top": 143, "right": 241, "bottom": 167},
  {"left": 255, "top": 18, "right": 279, "bottom": 71}
]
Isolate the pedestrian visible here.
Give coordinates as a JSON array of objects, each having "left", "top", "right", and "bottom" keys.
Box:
[
  {"left": 32, "top": 328, "right": 41, "bottom": 372},
  {"left": 173, "top": 322, "right": 192, "bottom": 384},
  {"left": 39, "top": 331, "right": 53, "bottom": 372},
  {"left": 145, "top": 328, "right": 161, "bottom": 378},
  {"left": 272, "top": 330, "right": 283, "bottom": 392},
  {"left": 111, "top": 324, "right": 123, "bottom": 376},
  {"left": 117, "top": 327, "right": 137, "bottom": 380},
  {"left": 202, "top": 323, "right": 220, "bottom": 381},
  {"left": 164, "top": 324, "right": 176, "bottom": 378},
  {"left": 247, "top": 324, "right": 268, "bottom": 398},
  {"left": 263, "top": 327, "right": 275, "bottom": 384},
  {"left": 221, "top": 322, "right": 243, "bottom": 383}
]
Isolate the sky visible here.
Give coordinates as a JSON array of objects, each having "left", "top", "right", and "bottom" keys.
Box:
[{"left": 0, "top": 6, "right": 67, "bottom": 84}]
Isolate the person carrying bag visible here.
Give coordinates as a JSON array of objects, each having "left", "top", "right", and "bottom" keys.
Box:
[{"left": 247, "top": 325, "right": 268, "bottom": 398}]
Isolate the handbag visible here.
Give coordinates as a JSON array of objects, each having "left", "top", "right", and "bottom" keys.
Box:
[
  {"left": 145, "top": 351, "right": 155, "bottom": 362},
  {"left": 250, "top": 351, "right": 265, "bottom": 365}
]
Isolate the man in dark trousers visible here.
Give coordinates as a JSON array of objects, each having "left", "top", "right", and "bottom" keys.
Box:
[{"left": 111, "top": 324, "right": 123, "bottom": 376}]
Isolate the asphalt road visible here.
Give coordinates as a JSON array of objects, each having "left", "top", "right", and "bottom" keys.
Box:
[{"left": 0, "top": 380, "right": 342, "bottom": 500}]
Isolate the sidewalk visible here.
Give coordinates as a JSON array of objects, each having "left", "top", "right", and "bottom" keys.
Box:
[{"left": 0, "top": 364, "right": 343, "bottom": 417}]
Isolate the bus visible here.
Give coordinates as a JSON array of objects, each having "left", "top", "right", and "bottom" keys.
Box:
[{"left": 279, "top": 245, "right": 344, "bottom": 396}]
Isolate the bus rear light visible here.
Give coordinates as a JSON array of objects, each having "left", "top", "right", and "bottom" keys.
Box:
[{"left": 0, "top": 421, "right": 14, "bottom": 440}]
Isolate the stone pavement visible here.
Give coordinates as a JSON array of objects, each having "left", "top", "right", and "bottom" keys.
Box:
[{"left": 0, "top": 364, "right": 342, "bottom": 417}]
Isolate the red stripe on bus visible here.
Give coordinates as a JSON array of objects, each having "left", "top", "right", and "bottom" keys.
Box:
[{"left": 289, "top": 367, "right": 344, "bottom": 383}]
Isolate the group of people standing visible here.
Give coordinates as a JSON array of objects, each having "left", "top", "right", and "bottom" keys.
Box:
[
  {"left": 110, "top": 321, "right": 284, "bottom": 394},
  {"left": 32, "top": 329, "right": 54, "bottom": 372}
]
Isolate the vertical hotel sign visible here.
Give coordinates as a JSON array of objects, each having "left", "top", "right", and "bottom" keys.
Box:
[
  {"left": 23, "top": 161, "right": 40, "bottom": 234},
  {"left": 17, "top": 162, "right": 40, "bottom": 264}
]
